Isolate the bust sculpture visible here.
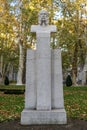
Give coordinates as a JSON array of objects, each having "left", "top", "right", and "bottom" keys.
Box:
[{"left": 38, "top": 10, "right": 49, "bottom": 26}]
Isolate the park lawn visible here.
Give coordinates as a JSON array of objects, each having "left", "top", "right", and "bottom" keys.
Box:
[
  {"left": 0, "top": 91, "right": 24, "bottom": 122},
  {"left": 0, "top": 85, "right": 25, "bottom": 91},
  {"left": 64, "top": 86, "right": 87, "bottom": 120},
  {"left": 0, "top": 86, "right": 87, "bottom": 122}
]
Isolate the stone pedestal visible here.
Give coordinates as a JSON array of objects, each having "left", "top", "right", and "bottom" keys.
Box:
[
  {"left": 36, "top": 32, "right": 51, "bottom": 110},
  {"left": 51, "top": 49, "right": 64, "bottom": 109},
  {"left": 25, "top": 50, "right": 36, "bottom": 109},
  {"left": 21, "top": 109, "right": 66, "bottom": 125},
  {"left": 21, "top": 49, "right": 67, "bottom": 125},
  {"left": 21, "top": 10, "right": 67, "bottom": 125}
]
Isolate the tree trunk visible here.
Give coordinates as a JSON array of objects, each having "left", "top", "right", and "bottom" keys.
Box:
[
  {"left": 9, "top": 64, "right": 14, "bottom": 81},
  {"left": 22, "top": 48, "right": 26, "bottom": 84},
  {"left": 0, "top": 55, "right": 3, "bottom": 74},
  {"left": 82, "top": 53, "right": 87, "bottom": 85},
  {"left": 17, "top": 40, "right": 24, "bottom": 85},
  {"left": 0, "top": 55, "right": 3, "bottom": 84},
  {"left": 72, "top": 43, "right": 78, "bottom": 86}
]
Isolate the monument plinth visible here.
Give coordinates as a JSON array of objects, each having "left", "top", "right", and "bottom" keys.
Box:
[{"left": 21, "top": 10, "right": 67, "bottom": 125}]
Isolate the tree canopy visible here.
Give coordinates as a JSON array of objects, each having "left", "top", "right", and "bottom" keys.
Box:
[{"left": 0, "top": 0, "right": 87, "bottom": 84}]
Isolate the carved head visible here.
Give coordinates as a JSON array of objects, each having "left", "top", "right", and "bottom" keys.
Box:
[{"left": 38, "top": 10, "right": 49, "bottom": 26}]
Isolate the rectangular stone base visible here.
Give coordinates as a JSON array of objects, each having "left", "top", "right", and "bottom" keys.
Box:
[{"left": 21, "top": 109, "right": 67, "bottom": 125}]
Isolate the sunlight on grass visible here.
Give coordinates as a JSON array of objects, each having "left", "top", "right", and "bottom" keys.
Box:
[
  {"left": 0, "top": 86, "right": 87, "bottom": 122},
  {"left": 0, "top": 92, "right": 24, "bottom": 122},
  {"left": 64, "top": 87, "right": 87, "bottom": 120}
]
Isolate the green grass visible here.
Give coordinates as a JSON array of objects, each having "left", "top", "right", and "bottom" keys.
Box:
[
  {"left": 64, "top": 86, "right": 87, "bottom": 120},
  {"left": 0, "top": 85, "right": 25, "bottom": 91},
  {"left": 0, "top": 85, "right": 87, "bottom": 122},
  {"left": 0, "top": 92, "right": 24, "bottom": 122}
]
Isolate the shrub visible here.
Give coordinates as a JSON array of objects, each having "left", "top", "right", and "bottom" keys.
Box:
[
  {"left": 4, "top": 76, "right": 9, "bottom": 85},
  {"left": 4, "top": 90, "right": 24, "bottom": 94},
  {"left": 66, "top": 74, "right": 72, "bottom": 87}
]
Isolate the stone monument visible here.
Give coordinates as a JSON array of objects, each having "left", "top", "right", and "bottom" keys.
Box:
[{"left": 21, "top": 10, "right": 67, "bottom": 125}]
